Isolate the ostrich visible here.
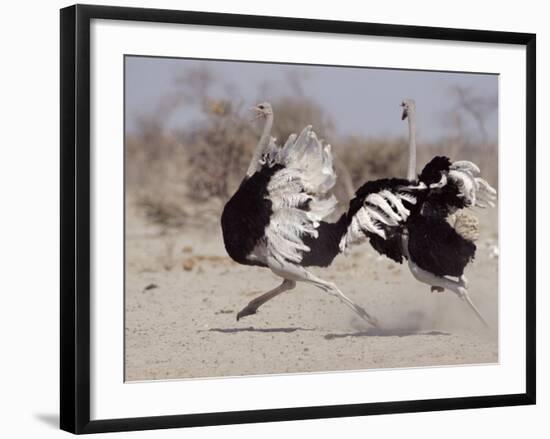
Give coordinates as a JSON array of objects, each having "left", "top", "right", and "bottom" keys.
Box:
[
  {"left": 339, "top": 99, "right": 496, "bottom": 326},
  {"left": 400, "top": 100, "right": 496, "bottom": 324},
  {"left": 221, "top": 102, "right": 378, "bottom": 326}
]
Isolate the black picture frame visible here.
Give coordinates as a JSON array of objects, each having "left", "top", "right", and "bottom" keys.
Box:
[{"left": 60, "top": 4, "right": 536, "bottom": 434}]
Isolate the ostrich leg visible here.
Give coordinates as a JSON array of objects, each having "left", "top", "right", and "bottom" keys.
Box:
[
  {"left": 236, "top": 279, "right": 296, "bottom": 321},
  {"left": 401, "top": 233, "right": 488, "bottom": 327},
  {"left": 305, "top": 272, "right": 380, "bottom": 328},
  {"left": 268, "top": 258, "right": 379, "bottom": 328}
]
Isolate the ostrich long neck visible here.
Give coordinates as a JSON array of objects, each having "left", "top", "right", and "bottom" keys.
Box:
[
  {"left": 406, "top": 109, "right": 417, "bottom": 180},
  {"left": 246, "top": 113, "right": 273, "bottom": 177}
]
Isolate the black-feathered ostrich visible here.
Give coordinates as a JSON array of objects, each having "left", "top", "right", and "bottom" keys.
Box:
[
  {"left": 221, "top": 102, "right": 378, "bottom": 326},
  {"left": 339, "top": 99, "right": 496, "bottom": 325}
]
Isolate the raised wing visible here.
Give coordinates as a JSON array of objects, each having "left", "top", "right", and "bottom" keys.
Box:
[
  {"left": 262, "top": 126, "right": 338, "bottom": 265},
  {"left": 448, "top": 161, "right": 497, "bottom": 208},
  {"left": 415, "top": 156, "right": 497, "bottom": 210},
  {"left": 339, "top": 178, "right": 417, "bottom": 254}
]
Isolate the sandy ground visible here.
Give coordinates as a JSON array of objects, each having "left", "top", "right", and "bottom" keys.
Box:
[{"left": 125, "top": 204, "right": 498, "bottom": 381}]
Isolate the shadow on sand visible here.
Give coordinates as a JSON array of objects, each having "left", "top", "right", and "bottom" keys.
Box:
[
  {"left": 206, "top": 326, "right": 316, "bottom": 334},
  {"left": 205, "top": 326, "right": 449, "bottom": 338},
  {"left": 324, "top": 328, "right": 450, "bottom": 340}
]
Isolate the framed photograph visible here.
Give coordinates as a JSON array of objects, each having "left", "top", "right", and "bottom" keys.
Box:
[{"left": 60, "top": 4, "right": 536, "bottom": 434}]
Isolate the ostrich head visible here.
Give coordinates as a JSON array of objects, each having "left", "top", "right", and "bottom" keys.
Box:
[
  {"left": 401, "top": 99, "right": 416, "bottom": 120},
  {"left": 245, "top": 102, "right": 274, "bottom": 178},
  {"left": 252, "top": 102, "right": 273, "bottom": 120}
]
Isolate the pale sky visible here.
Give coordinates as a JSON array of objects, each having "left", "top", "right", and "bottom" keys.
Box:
[{"left": 125, "top": 56, "right": 498, "bottom": 144}]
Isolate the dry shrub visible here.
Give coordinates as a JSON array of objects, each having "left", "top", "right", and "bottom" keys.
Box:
[
  {"left": 126, "top": 118, "right": 191, "bottom": 229},
  {"left": 181, "top": 100, "right": 256, "bottom": 203},
  {"left": 419, "top": 138, "right": 498, "bottom": 188},
  {"left": 270, "top": 96, "right": 335, "bottom": 144},
  {"left": 338, "top": 136, "right": 409, "bottom": 187}
]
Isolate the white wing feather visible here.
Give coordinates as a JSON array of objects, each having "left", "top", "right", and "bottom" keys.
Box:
[
  {"left": 449, "top": 160, "right": 497, "bottom": 209},
  {"left": 261, "top": 126, "right": 337, "bottom": 265},
  {"left": 339, "top": 189, "right": 415, "bottom": 253}
]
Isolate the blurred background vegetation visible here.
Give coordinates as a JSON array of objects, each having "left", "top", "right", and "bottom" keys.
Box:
[{"left": 125, "top": 62, "right": 498, "bottom": 231}]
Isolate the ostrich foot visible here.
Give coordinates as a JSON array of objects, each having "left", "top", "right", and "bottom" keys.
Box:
[
  {"left": 235, "top": 279, "right": 296, "bottom": 322},
  {"left": 457, "top": 287, "right": 489, "bottom": 328},
  {"left": 236, "top": 305, "right": 257, "bottom": 321},
  {"left": 352, "top": 303, "right": 380, "bottom": 328}
]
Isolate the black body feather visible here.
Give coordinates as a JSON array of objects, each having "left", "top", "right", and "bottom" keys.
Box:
[
  {"left": 412, "top": 157, "right": 468, "bottom": 218},
  {"left": 369, "top": 233, "right": 405, "bottom": 264},
  {"left": 348, "top": 177, "right": 412, "bottom": 264},
  {"left": 221, "top": 165, "right": 283, "bottom": 267},
  {"left": 406, "top": 215, "right": 476, "bottom": 277},
  {"left": 405, "top": 156, "right": 476, "bottom": 277},
  {"left": 301, "top": 215, "right": 348, "bottom": 267},
  {"left": 418, "top": 156, "right": 451, "bottom": 185}
]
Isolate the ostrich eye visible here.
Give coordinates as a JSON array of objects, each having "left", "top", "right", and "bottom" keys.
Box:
[{"left": 258, "top": 105, "right": 264, "bottom": 109}]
